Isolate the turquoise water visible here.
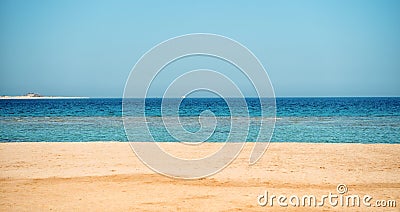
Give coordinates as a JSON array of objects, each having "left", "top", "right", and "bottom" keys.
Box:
[{"left": 0, "top": 97, "right": 399, "bottom": 143}]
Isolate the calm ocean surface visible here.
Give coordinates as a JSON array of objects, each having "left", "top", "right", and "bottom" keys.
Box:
[{"left": 0, "top": 97, "right": 399, "bottom": 143}]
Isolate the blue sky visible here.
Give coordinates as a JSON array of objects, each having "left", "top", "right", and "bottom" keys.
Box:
[{"left": 1, "top": 0, "right": 399, "bottom": 97}]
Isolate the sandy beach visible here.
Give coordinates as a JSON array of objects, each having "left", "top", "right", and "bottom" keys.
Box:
[{"left": 0, "top": 142, "right": 399, "bottom": 211}]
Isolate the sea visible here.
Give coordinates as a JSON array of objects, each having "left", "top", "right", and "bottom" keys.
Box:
[{"left": 0, "top": 97, "right": 399, "bottom": 143}]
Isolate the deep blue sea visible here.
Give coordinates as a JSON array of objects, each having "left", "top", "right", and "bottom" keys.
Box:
[{"left": 0, "top": 97, "right": 399, "bottom": 143}]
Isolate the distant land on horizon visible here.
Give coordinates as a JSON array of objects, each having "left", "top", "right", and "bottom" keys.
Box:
[
  {"left": 0, "top": 93, "right": 89, "bottom": 99},
  {"left": 1, "top": 93, "right": 399, "bottom": 100}
]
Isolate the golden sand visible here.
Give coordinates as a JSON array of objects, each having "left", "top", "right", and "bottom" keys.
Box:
[{"left": 0, "top": 142, "right": 399, "bottom": 211}]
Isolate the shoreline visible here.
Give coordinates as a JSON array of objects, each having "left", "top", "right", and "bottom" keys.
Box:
[
  {"left": 1, "top": 141, "right": 399, "bottom": 144},
  {"left": 1, "top": 142, "right": 399, "bottom": 211}
]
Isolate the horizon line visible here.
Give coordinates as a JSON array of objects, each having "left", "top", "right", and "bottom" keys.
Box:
[{"left": 2, "top": 95, "right": 400, "bottom": 99}]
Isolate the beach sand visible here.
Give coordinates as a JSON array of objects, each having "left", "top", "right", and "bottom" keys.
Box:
[{"left": 0, "top": 142, "right": 399, "bottom": 211}]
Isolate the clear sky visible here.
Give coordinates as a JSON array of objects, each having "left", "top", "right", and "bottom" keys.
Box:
[{"left": 1, "top": 0, "right": 399, "bottom": 97}]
